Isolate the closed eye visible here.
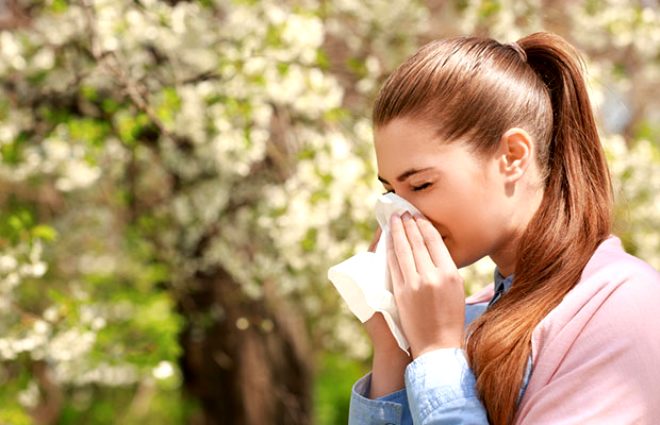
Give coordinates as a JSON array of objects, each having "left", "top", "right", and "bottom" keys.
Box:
[
  {"left": 381, "top": 182, "right": 432, "bottom": 195},
  {"left": 412, "top": 182, "right": 432, "bottom": 192}
]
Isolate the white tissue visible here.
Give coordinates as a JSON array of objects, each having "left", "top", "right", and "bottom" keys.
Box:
[{"left": 327, "top": 192, "right": 422, "bottom": 353}]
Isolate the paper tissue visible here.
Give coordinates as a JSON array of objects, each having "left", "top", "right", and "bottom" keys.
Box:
[{"left": 327, "top": 192, "right": 423, "bottom": 353}]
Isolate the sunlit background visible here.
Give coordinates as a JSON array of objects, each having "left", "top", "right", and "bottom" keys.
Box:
[{"left": 0, "top": 0, "right": 658, "bottom": 424}]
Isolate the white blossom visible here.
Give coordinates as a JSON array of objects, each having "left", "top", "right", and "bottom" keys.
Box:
[{"left": 152, "top": 361, "right": 175, "bottom": 380}]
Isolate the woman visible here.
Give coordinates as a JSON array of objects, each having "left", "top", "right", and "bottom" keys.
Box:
[{"left": 348, "top": 32, "right": 660, "bottom": 425}]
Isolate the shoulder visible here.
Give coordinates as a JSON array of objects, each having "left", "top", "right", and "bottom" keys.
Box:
[
  {"left": 548, "top": 235, "right": 658, "bottom": 323},
  {"left": 531, "top": 236, "right": 660, "bottom": 362},
  {"left": 580, "top": 234, "right": 659, "bottom": 285},
  {"left": 520, "top": 245, "right": 660, "bottom": 421},
  {"left": 579, "top": 237, "right": 660, "bottom": 320},
  {"left": 581, "top": 256, "right": 660, "bottom": 341},
  {"left": 582, "top": 251, "right": 660, "bottom": 342}
]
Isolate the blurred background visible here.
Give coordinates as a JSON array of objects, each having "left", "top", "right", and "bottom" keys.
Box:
[{"left": 0, "top": 0, "right": 658, "bottom": 424}]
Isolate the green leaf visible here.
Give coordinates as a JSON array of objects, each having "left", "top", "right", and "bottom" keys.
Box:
[{"left": 32, "top": 224, "right": 58, "bottom": 241}]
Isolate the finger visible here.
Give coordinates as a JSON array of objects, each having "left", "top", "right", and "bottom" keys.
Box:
[
  {"left": 415, "top": 216, "right": 455, "bottom": 269},
  {"left": 386, "top": 231, "right": 404, "bottom": 294},
  {"left": 401, "top": 212, "right": 435, "bottom": 275},
  {"left": 389, "top": 213, "right": 417, "bottom": 283}
]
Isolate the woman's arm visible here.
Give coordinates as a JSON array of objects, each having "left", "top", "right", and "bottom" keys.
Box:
[
  {"left": 348, "top": 304, "right": 495, "bottom": 425},
  {"left": 404, "top": 348, "right": 489, "bottom": 424},
  {"left": 366, "top": 312, "right": 410, "bottom": 398},
  {"left": 348, "top": 310, "right": 413, "bottom": 425}
]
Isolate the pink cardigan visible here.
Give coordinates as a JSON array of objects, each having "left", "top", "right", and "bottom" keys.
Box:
[{"left": 465, "top": 235, "right": 660, "bottom": 424}]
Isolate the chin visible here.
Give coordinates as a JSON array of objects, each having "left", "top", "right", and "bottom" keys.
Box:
[
  {"left": 444, "top": 240, "right": 463, "bottom": 268},
  {"left": 449, "top": 242, "right": 486, "bottom": 270}
]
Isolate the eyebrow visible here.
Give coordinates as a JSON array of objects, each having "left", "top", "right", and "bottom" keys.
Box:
[{"left": 378, "top": 167, "right": 434, "bottom": 185}]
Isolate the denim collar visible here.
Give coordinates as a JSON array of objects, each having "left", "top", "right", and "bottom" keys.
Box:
[
  {"left": 494, "top": 267, "right": 514, "bottom": 294},
  {"left": 488, "top": 267, "right": 515, "bottom": 308}
]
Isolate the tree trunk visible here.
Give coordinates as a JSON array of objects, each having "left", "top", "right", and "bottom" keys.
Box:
[{"left": 178, "top": 267, "right": 312, "bottom": 425}]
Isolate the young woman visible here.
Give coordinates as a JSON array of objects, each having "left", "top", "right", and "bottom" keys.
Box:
[{"left": 348, "top": 32, "right": 660, "bottom": 425}]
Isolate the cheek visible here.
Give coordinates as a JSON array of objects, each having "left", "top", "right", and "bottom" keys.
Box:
[
  {"left": 416, "top": 201, "right": 491, "bottom": 267},
  {"left": 418, "top": 191, "right": 494, "bottom": 244},
  {"left": 414, "top": 196, "right": 470, "bottom": 236},
  {"left": 412, "top": 173, "right": 498, "bottom": 235}
]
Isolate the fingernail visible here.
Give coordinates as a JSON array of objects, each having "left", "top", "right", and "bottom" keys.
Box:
[{"left": 402, "top": 211, "right": 412, "bottom": 221}]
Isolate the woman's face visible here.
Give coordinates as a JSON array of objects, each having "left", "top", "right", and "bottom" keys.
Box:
[{"left": 375, "top": 117, "right": 519, "bottom": 269}]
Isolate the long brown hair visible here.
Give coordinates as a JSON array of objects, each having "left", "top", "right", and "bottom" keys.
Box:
[{"left": 372, "top": 32, "right": 613, "bottom": 424}]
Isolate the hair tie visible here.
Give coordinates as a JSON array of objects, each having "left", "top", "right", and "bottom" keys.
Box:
[{"left": 508, "top": 41, "right": 527, "bottom": 63}]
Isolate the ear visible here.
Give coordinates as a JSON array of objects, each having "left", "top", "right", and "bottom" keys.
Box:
[{"left": 498, "top": 127, "right": 534, "bottom": 182}]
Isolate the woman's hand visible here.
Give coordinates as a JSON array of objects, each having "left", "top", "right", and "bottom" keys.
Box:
[{"left": 387, "top": 211, "right": 465, "bottom": 359}]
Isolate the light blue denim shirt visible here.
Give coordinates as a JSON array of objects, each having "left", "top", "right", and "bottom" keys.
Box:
[{"left": 348, "top": 269, "right": 533, "bottom": 425}]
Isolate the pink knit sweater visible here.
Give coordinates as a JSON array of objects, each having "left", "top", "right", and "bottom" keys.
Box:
[{"left": 465, "top": 235, "right": 660, "bottom": 424}]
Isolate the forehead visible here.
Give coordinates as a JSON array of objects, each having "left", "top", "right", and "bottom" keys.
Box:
[{"left": 374, "top": 118, "right": 446, "bottom": 174}]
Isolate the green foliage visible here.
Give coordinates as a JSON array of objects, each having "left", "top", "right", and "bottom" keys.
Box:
[
  {"left": 314, "top": 352, "right": 369, "bottom": 425},
  {"left": 154, "top": 88, "right": 182, "bottom": 127},
  {"left": 0, "top": 203, "right": 55, "bottom": 247},
  {"left": 115, "top": 112, "right": 152, "bottom": 146}
]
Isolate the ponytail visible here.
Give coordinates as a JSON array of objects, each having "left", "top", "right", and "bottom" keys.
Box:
[{"left": 465, "top": 33, "right": 613, "bottom": 424}]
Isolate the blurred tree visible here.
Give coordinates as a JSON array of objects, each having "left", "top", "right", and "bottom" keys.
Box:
[{"left": 0, "top": 1, "right": 657, "bottom": 424}]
